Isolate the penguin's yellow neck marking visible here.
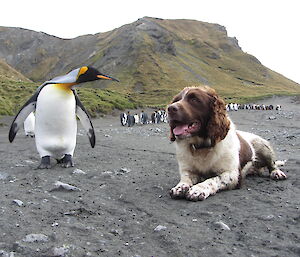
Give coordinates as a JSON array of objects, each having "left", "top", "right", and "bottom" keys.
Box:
[{"left": 54, "top": 83, "right": 76, "bottom": 93}]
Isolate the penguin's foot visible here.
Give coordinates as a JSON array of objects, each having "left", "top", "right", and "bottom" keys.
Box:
[
  {"left": 37, "top": 156, "right": 51, "bottom": 169},
  {"left": 59, "top": 154, "right": 74, "bottom": 168}
]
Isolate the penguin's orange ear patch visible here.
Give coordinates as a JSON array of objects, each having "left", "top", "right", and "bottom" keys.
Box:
[{"left": 78, "top": 66, "right": 88, "bottom": 78}]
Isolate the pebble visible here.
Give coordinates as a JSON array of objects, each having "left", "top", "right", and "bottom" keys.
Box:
[
  {"left": 154, "top": 225, "right": 167, "bottom": 231},
  {"left": 52, "top": 181, "right": 81, "bottom": 191},
  {"left": 0, "top": 250, "right": 15, "bottom": 257},
  {"left": 260, "top": 214, "right": 275, "bottom": 221},
  {"left": 24, "top": 160, "right": 35, "bottom": 164},
  {"left": 72, "top": 168, "right": 86, "bottom": 175},
  {"left": 214, "top": 221, "right": 231, "bottom": 231},
  {"left": 12, "top": 199, "right": 24, "bottom": 207},
  {"left": 109, "top": 229, "right": 123, "bottom": 236},
  {"left": 53, "top": 246, "right": 69, "bottom": 256},
  {"left": 116, "top": 168, "right": 131, "bottom": 175},
  {"left": 0, "top": 172, "right": 9, "bottom": 180},
  {"left": 15, "top": 163, "right": 26, "bottom": 167},
  {"left": 23, "top": 233, "right": 49, "bottom": 243}
]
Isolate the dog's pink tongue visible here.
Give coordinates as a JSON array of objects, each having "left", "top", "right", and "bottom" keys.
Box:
[{"left": 173, "top": 124, "right": 189, "bottom": 136}]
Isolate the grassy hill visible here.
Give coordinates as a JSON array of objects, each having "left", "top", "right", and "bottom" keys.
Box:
[
  {"left": 0, "top": 59, "right": 137, "bottom": 117},
  {"left": 0, "top": 59, "right": 35, "bottom": 116},
  {"left": 0, "top": 17, "right": 300, "bottom": 113}
]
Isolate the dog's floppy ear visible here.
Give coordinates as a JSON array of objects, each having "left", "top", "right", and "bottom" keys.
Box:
[
  {"left": 167, "top": 104, "right": 176, "bottom": 141},
  {"left": 206, "top": 93, "right": 230, "bottom": 146}
]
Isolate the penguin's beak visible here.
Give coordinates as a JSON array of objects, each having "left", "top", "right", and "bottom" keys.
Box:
[{"left": 97, "top": 74, "right": 119, "bottom": 82}]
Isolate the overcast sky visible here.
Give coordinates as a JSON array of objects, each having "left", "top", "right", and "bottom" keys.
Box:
[{"left": 1, "top": 0, "right": 299, "bottom": 84}]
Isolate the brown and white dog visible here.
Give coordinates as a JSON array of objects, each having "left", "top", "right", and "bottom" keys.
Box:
[{"left": 167, "top": 86, "right": 287, "bottom": 201}]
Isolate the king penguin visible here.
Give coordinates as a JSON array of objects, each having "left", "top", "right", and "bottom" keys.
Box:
[{"left": 9, "top": 66, "right": 119, "bottom": 169}]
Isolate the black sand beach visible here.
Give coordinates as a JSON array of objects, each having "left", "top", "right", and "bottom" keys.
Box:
[{"left": 0, "top": 96, "right": 299, "bottom": 257}]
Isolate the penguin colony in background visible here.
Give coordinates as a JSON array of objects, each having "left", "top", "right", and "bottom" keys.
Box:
[{"left": 9, "top": 66, "right": 119, "bottom": 169}]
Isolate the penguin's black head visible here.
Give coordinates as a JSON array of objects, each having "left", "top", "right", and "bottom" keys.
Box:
[{"left": 76, "top": 66, "right": 119, "bottom": 84}]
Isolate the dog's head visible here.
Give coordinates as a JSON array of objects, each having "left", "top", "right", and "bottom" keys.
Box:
[{"left": 167, "top": 86, "right": 230, "bottom": 146}]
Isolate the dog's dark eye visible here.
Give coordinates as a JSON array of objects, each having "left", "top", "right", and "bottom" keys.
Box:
[{"left": 188, "top": 94, "right": 199, "bottom": 103}]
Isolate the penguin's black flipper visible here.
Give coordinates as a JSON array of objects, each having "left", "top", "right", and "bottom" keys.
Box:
[
  {"left": 73, "top": 90, "right": 96, "bottom": 148},
  {"left": 8, "top": 92, "right": 38, "bottom": 143}
]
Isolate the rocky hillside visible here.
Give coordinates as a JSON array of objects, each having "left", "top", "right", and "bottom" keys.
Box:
[
  {"left": 0, "top": 58, "right": 31, "bottom": 82},
  {"left": 0, "top": 17, "right": 299, "bottom": 106}
]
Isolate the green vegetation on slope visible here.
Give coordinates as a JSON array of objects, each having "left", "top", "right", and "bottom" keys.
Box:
[
  {"left": 75, "top": 88, "right": 138, "bottom": 117},
  {"left": 0, "top": 59, "right": 137, "bottom": 117},
  {"left": 0, "top": 79, "right": 36, "bottom": 116},
  {"left": 0, "top": 79, "right": 138, "bottom": 117}
]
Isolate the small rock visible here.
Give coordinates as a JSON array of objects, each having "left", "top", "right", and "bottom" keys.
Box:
[
  {"left": 214, "top": 221, "right": 231, "bottom": 231},
  {"left": 63, "top": 207, "right": 94, "bottom": 216},
  {"left": 109, "top": 229, "right": 123, "bottom": 236},
  {"left": 0, "top": 250, "right": 15, "bottom": 257},
  {"left": 117, "top": 168, "right": 131, "bottom": 174},
  {"left": 12, "top": 199, "right": 24, "bottom": 207},
  {"left": 15, "top": 164, "right": 25, "bottom": 167},
  {"left": 51, "top": 181, "right": 81, "bottom": 191},
  {"left": 23, "top": 233, "right": 48, "bottom": 243},
  {"left": 24, "top": 160, "right": 35, "bottom": 164},
  {"left": 268, "top": 116, "right": 276, "bottom": 120},
  {"left": 154, "top": 225, "right": 167, "bottom": 231},
  {"left": 261, "top": 214, "right": 275, "bottom": 221},
  {"left": 53, "top": 246, "right": 69, "bottom": 256},
  {"left": 103, "top": 170, "right": 113, "bottom": 174},
  {"left": 0, "top": 172, "right": 10, "bottom": 180},
  {"left": 72, "top": 168, "right": 86, "bottom": 175}
]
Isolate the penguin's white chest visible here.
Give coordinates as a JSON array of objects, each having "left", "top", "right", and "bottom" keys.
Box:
[{"left": 35, "top": 85, "right": 77, "bottom": 158}]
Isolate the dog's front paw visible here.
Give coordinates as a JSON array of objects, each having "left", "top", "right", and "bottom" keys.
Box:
[
  {"left": 186, "top": 185, "right": 210, "bottom": 201},
  {"left": 170, "top": 183, "right": 191, "bottom": 199},
  {"left": 270, "top": 169, "right": 287, "bottom": 180}
]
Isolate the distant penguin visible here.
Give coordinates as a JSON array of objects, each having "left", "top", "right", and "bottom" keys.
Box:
[
  {"left": 24, "top": 112, "right": 35, "bottom": 137},
  {"left": 9, "top": 66, "right": 119, "bottom": 169},
  {"left": 120, "top": 112, "right": 127, "bottom": 126}
]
